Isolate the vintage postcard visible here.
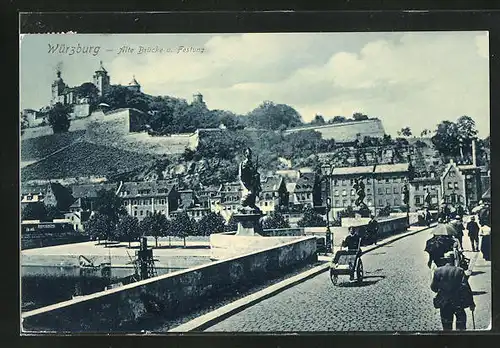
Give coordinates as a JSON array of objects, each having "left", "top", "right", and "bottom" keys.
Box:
[{"left": 19, "top": 31, "right": 491, "bottom": 333}]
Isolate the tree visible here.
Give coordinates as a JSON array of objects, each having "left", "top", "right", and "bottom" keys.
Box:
[
  {"left": 420, "top": 129, "right": 431, "bottom": 137},
  {"left": 170, "top": 211, "right": 196, "bottom": 247},
  {"left": 21, "top": 202, "right": 47, "bottom": 221},
  {"left": 83, "top": 212, "right": 113, "bottom": 245},
  {"left": 329, "top": 115, "right": 347, "bottom": 123},
  {"left": 47, "top": 103, "right": 71, "bottom": 133},
  {"left": 197, "top": 212, "right": 226, "bottom": 236},
  {"left": 115, "top": 215, "right": 140, "bottom": 247},
  {"left": 75, "top": 82, "right": 99, "bottom": 104},
  {"left": 261, "top": 211, "right": 290, "bottom": 230},
  {"left": 352, "top": 112, "right": 369, "bottom": 121},
  {"left": 431, "top": 120, "right": 461, "bottom": 159},
  {"left": 297, "top": 206, "right": 326, "bottom": 227},
  {"left": 456, "top": 115, "right": 478, "bottom": 158},
  {"left": 398, "top": 127, "right": 412, "bottom": 137},
  {"left": 310, "top": 114, "right": 326, "bottom": 126},
  {"left": 225, "top": 214, "right": 238, "bottom": 232},
  {"left": 94, "top": 189, "right": 126, "bottom": 229},
  {"left": 247, "top": 101, "right": 303, "bottom": 130}
]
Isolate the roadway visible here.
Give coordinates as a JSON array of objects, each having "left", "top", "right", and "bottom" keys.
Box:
[{"left": 205, "top": 226, "right": 491, "bottom": 332}]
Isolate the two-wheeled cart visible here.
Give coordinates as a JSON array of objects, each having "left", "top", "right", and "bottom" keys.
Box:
[{"left": 329, "top": 238, "right": 364, "bottom": 285}]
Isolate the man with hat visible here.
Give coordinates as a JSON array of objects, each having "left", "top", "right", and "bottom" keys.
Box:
[
  {"left": 431, "top": 251, "right": 475, "bottom": 330},
  {"left": 451, "top": 215, "right": 465, "bottom": 249},
  {"left": 466, "top": 216, "right": 480, "bottom": 252}
]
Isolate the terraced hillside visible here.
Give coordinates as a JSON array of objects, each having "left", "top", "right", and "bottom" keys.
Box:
[
  {"left": 20, "top": 130, "right": 86, "bottom": 162},
  {"left": 21, "top": 141, "right": 159, "bottom": 181}
]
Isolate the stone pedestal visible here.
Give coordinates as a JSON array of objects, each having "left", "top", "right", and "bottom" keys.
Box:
[
  {"left": 355, "top": 203, "right": 371, "bottom": 218},
  {"left": 233, "top": 213, "right": 263, "bottom": 236}
]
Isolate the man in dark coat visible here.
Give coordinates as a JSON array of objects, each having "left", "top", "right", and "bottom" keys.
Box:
[
  {"left": 431, "top": 252, "right": 475, "bottom": 330},
  {"left": 466, "top": 216, "right": 480, "bottom": 252},
  {"left": 450, "top": 216, "right": 464, "bottom": 249},
  {"left": 366, "top": 214, "right": 379, "bottom": 245}
]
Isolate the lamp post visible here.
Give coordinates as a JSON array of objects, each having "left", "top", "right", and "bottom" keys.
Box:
[{"left": 325, "top": 197, "right": 333, "bottom": 254}]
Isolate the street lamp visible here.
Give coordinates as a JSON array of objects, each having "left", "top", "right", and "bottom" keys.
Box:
[
  {"left": 325, "top": 197, "right": 333, "bottom": 254},
  {"left": 402, "top": 182, "right": 410, "bottom": 227}
]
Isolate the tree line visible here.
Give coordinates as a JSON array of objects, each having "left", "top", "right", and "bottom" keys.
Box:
[{"left": 80, "top": 189, "right": 329, "bottom": 248}]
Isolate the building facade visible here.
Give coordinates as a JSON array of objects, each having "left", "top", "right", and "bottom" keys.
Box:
[
  {"left": 258, "top": 176, "right": 289, "bottom": 214},
  {"left": 409, "top": 176, "right": 442, "bottom": 212},
  {"left": 117, "top": 181, "right": 180, "bottom": 221}
]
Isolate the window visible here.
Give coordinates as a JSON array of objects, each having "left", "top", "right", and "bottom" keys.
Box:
[
  {"left": 334, "top": 190, "right": 339, "bottom": 196},
  {"left": 367, "top": 178, "right": 371, "bottom": 184},
  {"left": 140, "top": 210, "right": 143, "bottom": 216},
  {"left": 350, "top": 179, "right": 355, "bottom": 185},
  {"left": 393, "top": 187, "right": 399, "bottom": 194},
  {"left": 265, "top": 202, "right": 268, "bottom": 206},
  {"left": 133, "top": 200, "right": 137, "bottom": 205},
  {"left": 367, "top": 199, "right": 372, "bottom": 206},
  {"left": 342, "top": 200, "right": 347, "bottom": 207},
  {"left": 393, "top": 178, "right": 398, "bottom": 183},
  {"left": 394, "top": 198, "right": 400, "bottom": 206},
  {"left": 385, "top": 178, "right": 390, "bottom": 183},
  {"left": 134, "top": 211, "right": 137, "bottom": 216},
  {"left": 378, "top": 199, "right": 383, "bottom": 206},
  {"left": 378, "top": 188, "right": 383, "bottom": 194},
  {"left": 160, "top": 199, "right": 165, "bottom": 205},
  {"left": 307, "top": 193, "right": 311, "bottom": 199},
  {"left": 334, "top": 179, "right": 339, "bottom": 186},
  {"left": 415, "top": 184, "right": 420, "bottom": 191},
  {"left": 335, "top": 200, "right": 340, "bottom": 206},
  {"left": 342, "top": 190, "right": 347, "bottom": 196},
  {"left": 454, "top": 182, "right": 459, "bottom": 189},
  {"left": 448, "top": 182, "right": 453, "bottom": 189},
  {"left": 386, "top": 188, "right": 391, "bottom": 194},
  {"left": 367, "top": 188, "right": 371, "bottom": 194}
]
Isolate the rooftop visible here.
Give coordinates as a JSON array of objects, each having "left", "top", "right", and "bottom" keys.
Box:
[
  {"left": 331, "top": 165, "right": 374, "bottom": 175},
  {"left": 373, "top": 163, "right": 410, "bottom": 174}
]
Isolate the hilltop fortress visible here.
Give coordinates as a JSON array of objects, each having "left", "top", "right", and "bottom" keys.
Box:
[{"left": 21, "top": 61, "right": 387, "bottom": 155}]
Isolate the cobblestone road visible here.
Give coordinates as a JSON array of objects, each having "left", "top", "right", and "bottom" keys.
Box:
[{"left": 206, "top": 228, "right": 491, "bottom": 332}]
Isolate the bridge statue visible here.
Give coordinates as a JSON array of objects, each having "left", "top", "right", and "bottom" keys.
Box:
[
  {"left": 239, "top": 147, "right": 262, "bottom": 214},
  {"left": 353, "top": 177, "right": 370, "bottom": 217}
]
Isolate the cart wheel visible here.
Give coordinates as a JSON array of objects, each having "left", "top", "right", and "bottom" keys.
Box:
[
  {"left": 330, "top": 269, "right": 338, "bottom": 286},
  {"left": 356, "top": 259, "right": 364, "bottom": 284}
]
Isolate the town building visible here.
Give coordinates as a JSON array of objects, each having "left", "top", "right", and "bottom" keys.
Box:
[
  {"left": 211, "top": 182, "right": 242, "bottom": 221},
  {"left": 127, "top": 76, "right": 141, "bottom": 93},
  {"left": 22, "top": 109, "right": 46, "bottom": 128},
  {"left": 71, "top": 182, "right": 120, "bottom": 212},
  {"left": 408, "top": 175, "right": 442, "bottom": 212},
  {"left": 292, "top": 172, "right": 322, "bottom": 209},
  {"left": 328, "top": 166, "right": 375, "bottom": 218},
  {"left": 440, "top": 159, "right": 483, "bottom": 210},
  {"left": 372, "top": 163, "right": 410, "bottom": 213},
  {"left": 258, "top": 176, "right": 289, "bottom": 214},
  {"left": 117, "top": 181, "right": 180, "bottom": 221}
]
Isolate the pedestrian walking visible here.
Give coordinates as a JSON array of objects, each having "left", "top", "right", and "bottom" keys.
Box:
[
  {"left": 451, "top": 215, "right": 464, "bottom": 249},
  {"left": 425, "top": 208, "right": 432, "bottom": 227},
  {"left": 466, "top": 216, "right": 480, "bottom": 252},
  {"left": 366, "top": 214, "right": 379, "bottom": 245},
  {"left": 477, "top": 201, "right": 491, "bottom": 261},
  {"left": 431, "top": 251, "right": 475, "bottom": 331}
]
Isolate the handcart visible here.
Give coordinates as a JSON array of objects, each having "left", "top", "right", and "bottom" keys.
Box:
[{"left": 329, "top": 238, "right": 364, "bottom": 285}]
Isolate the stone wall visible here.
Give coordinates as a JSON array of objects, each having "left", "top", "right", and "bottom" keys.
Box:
[
  {"left": 21, "top": 233, "right": 89, "bottom": 250},
  {"left": 283, "top": 119, "right": 386, "bottom": 142},
  {"left": 22, "top": 236, "right": 317, "bottom": 332}
]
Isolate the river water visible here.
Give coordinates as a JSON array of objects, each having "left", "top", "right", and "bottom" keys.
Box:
[{"left": 21, "top": 265, "right": 178, "bottom": 312}]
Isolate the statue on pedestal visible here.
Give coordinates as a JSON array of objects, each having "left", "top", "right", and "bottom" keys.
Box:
[
  {"left": 424, "top": 188, "right": 432, "bottom": 208},
  {"left": 239, "top": 147, "right": 262, "bottom": 214},
  {"left": 353, "top": 177, "right": 370, "bottom": 217}
]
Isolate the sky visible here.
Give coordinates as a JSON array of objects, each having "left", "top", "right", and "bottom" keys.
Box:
[{"left": 19, "top": 32, "right": 490, "bottom": 137}]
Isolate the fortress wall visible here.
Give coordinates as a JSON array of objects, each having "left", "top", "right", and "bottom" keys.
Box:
[{"left": 284, "top": 119, "right": 386, "bottom": 142}]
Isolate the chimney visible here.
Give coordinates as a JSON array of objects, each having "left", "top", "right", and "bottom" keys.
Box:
[{"left": 472, "top": 139, "right": 477, "bottom": 167}]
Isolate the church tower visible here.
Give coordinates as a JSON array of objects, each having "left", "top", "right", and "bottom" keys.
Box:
[
  {"left": 92, "top": 61, "right": 110, "bottom": 96},
  {"left": 51, "top": 70, "right": 67, "bottom": 105}
]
